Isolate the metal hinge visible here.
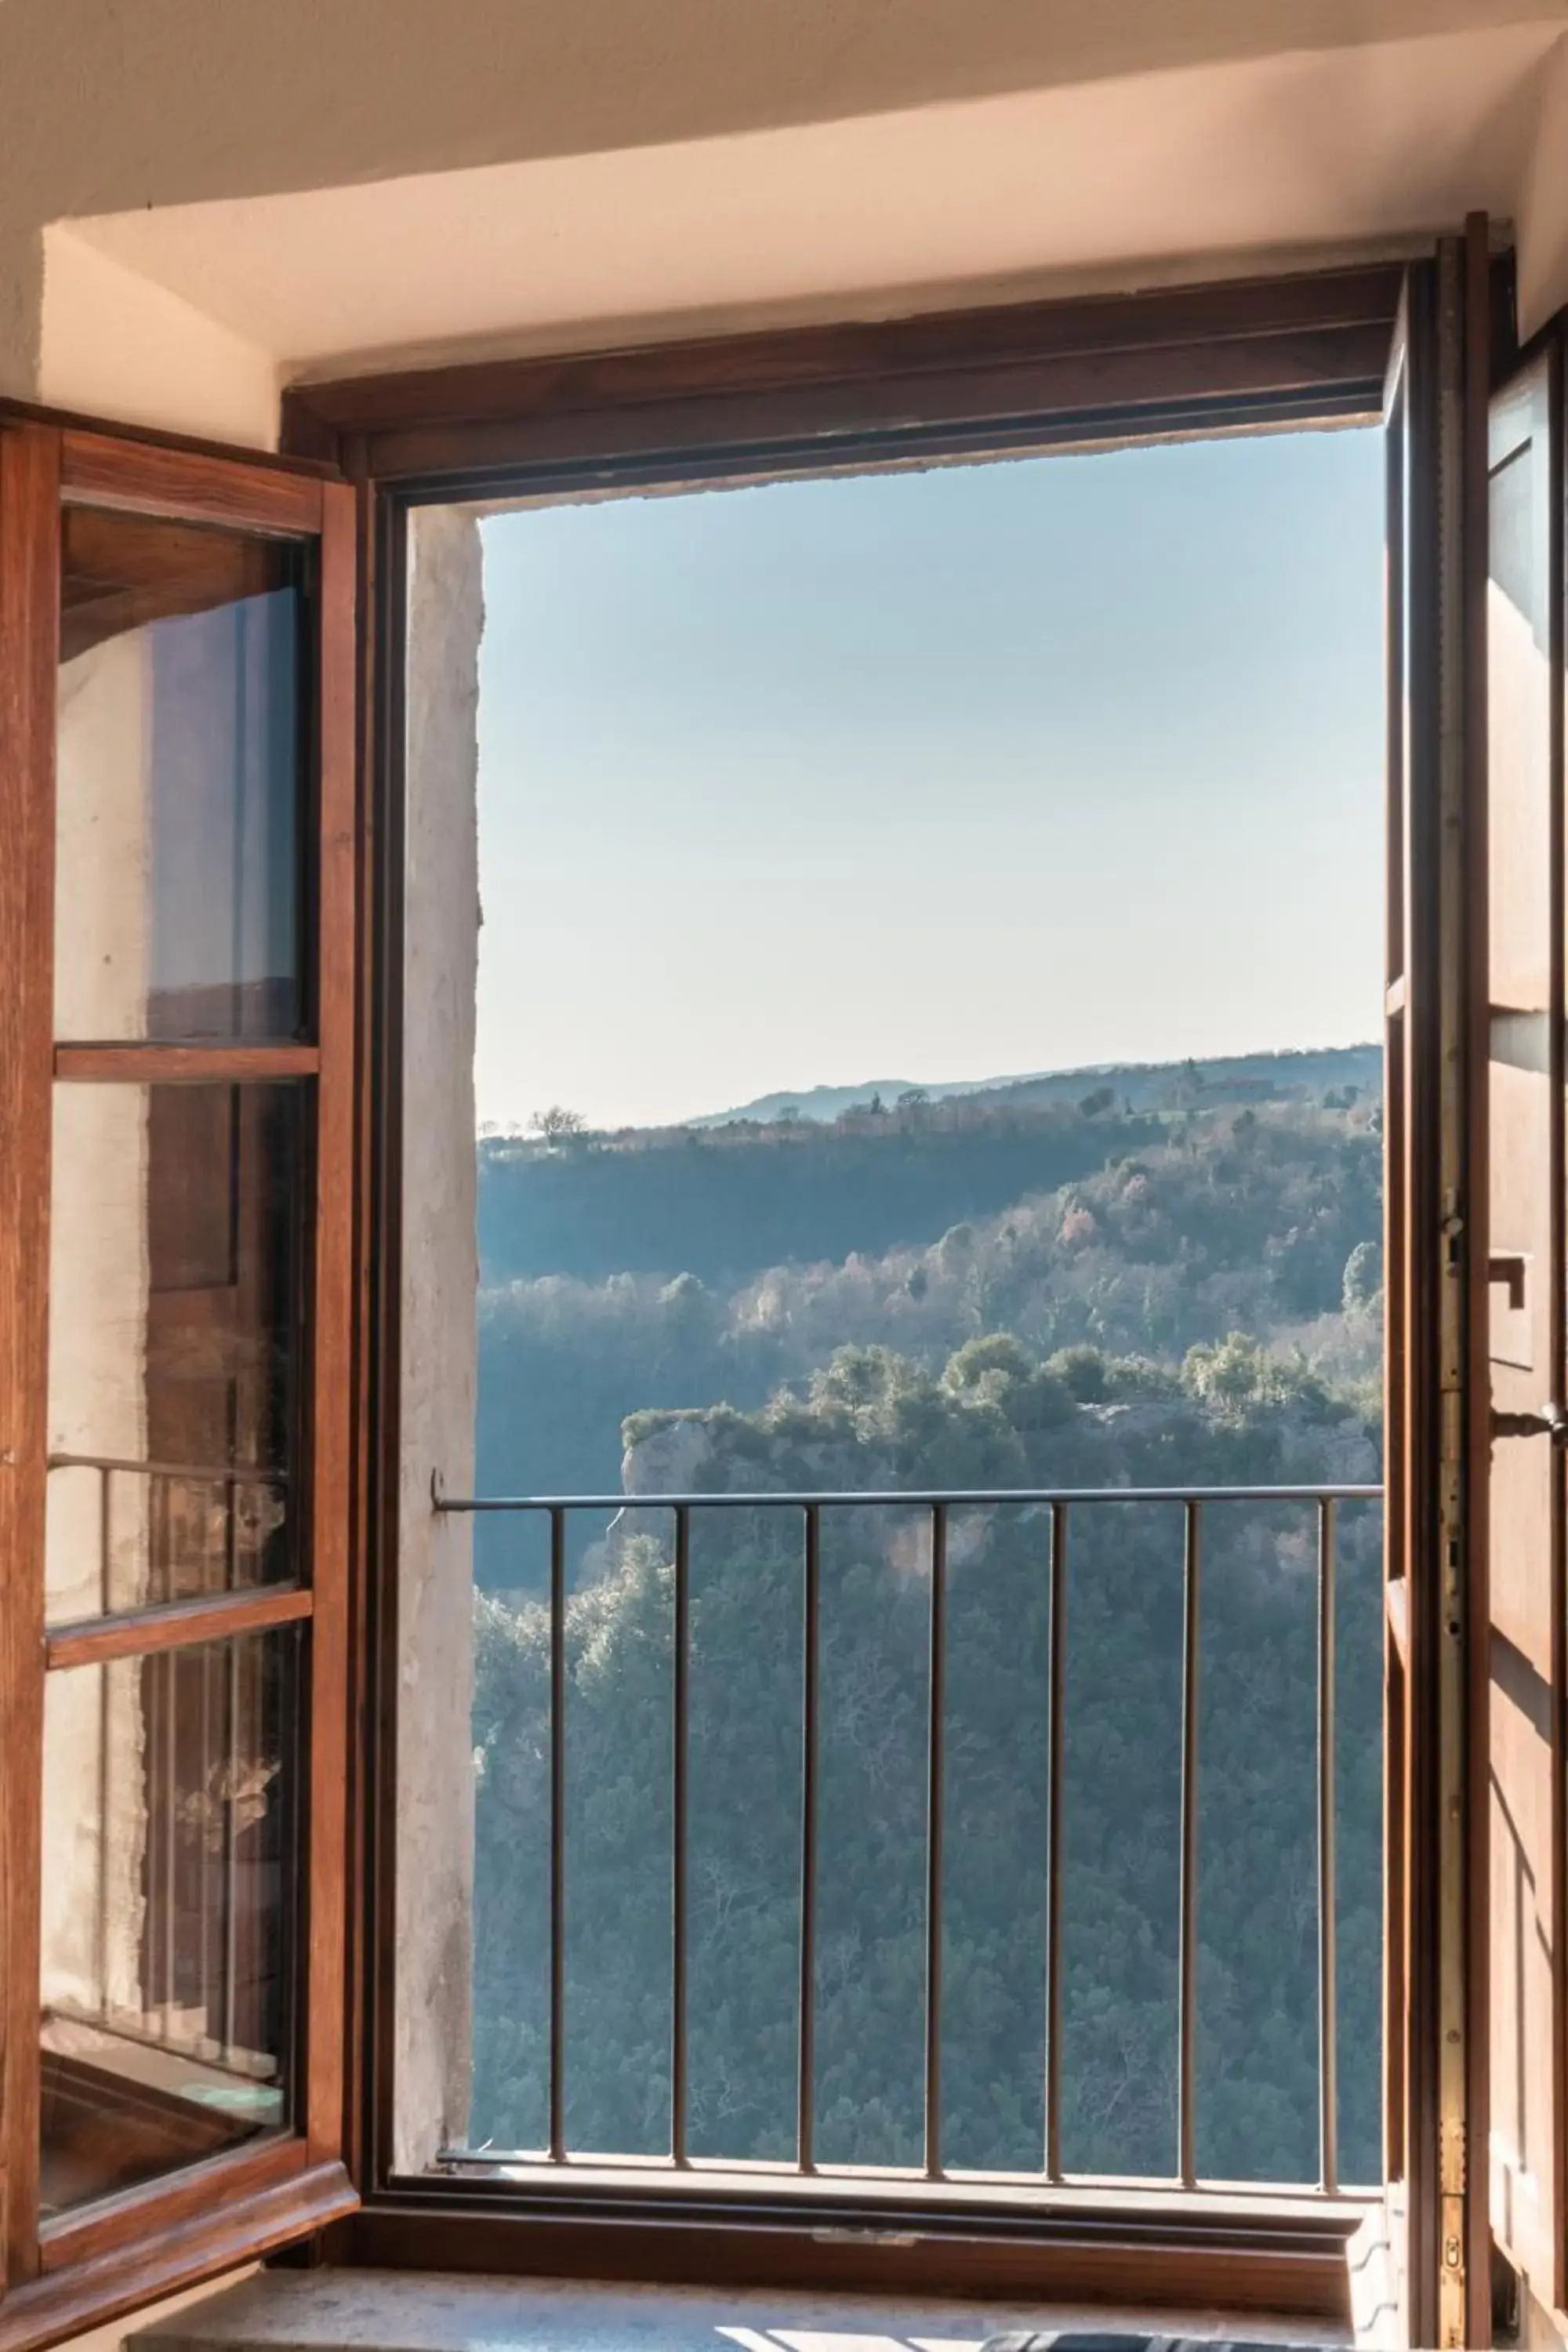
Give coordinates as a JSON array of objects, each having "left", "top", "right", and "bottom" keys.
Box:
[
  {"left": 1441, "top": 2114, "right": 1467, "bottom": 2194},
  {"left": 1439, "top": 2122, "right": 1467, "bottom": 2346}
]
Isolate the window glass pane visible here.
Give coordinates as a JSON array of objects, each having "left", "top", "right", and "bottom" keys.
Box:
[
  {"left": 40, "top": 1628, "right": 298, "bottom": 2218},
  {"left": 46, "top": 1083, "right": 303, "bottom": 1624},
  {"left": 55, "top": 507, "right": 307, "bottom": 1043}
]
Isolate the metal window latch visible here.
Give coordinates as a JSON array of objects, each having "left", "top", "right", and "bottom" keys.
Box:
[{"left": 1491, "top": 1401, "right": 1568, "bottom": 1443}]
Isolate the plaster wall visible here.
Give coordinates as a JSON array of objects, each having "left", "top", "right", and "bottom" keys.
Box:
[
  {"left": 1518, "top": 31, "right": 1568, "bottom": 328},
  {"left": 42, "top": 633, "right": 154, "bottom": 2028},
  {"left": 49, "top": 631, "right": 158, "bottom": 1625},
  {"left": 394, "top": 504, "right": 483, "bottom": 2172},
  {"left": 54, "top": 2273, "right": 258, "bottom": 2352},
  {"left": 38, "top": 20, "right": 1556, "bottom": 411},
  {"left": 4, "top": 1, "right": 1555, "bottom": 235},
  {"left": 5, "top": 1, "right": 1568, "bottom": 441},
  {"left": 40, "top": 238, "right": 278, "bottom": 453}
]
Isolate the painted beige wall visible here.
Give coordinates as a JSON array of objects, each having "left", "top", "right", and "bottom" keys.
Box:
[
  {"left": 1519, "top": 30, "right": 1568, "bottom": 328},
  {"left": 43, "top": 634, "right": 154, "bottom": 2031},
  {"left": 49, "top": 633, "right": 153, "bottom": 1622},
  {"left": 56, "top": 2269, "right": 256, "bottom": 2352},
  {"left": 33, "top": 18, "right": 1559, "bottom": 435},
  {"left": 39, "top": 238, "right": 281, "bottom": 455},
  {"left": 6, "top": 0, "right": 1568, "bottom": 442},
  {"left": 5, "top": 0, "right": 1555, "bottom": 235}
]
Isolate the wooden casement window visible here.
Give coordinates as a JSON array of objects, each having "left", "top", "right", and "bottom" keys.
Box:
[
  {"left": 0, "top": 221, "right": 1563, "bottom": 2352},
  {"left": 0, "top": 429, "right": 358, "bottom": 2347}
]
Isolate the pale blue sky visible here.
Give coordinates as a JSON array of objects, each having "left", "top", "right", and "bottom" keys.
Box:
[{"left": 474, "top": 427, "right": 1384, "bottom": 1132}]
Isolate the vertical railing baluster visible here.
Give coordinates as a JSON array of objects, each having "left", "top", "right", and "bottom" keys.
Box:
[
  {"left": 798, "top": 1501, "right": 820, "bottom": 2173},
  {"left": 94, "top": 1454, "right": 111, "bottom": 2008},
  {"left": 1045, "top": 1499, "right": 1067, "bottom": 2182},
  {"left": 1318, "top": 1496, "right": 1339, "bottom": 2195},
  {"left": 157, "top": 1469, "right": 170, "bottom": 1606},
  {"left": 1178, "top": 1497, "right": 1201, "bottom": 2188},
  {"left": 549, "top": 1504, "right": 567, "bottom": 2161},
  {"left": 99, "top": 1461, "right": 112, "bottom": 1615},
  {"left": 200, "top": 1632, "right": 213, "bottom": 2049},
  {"left": 670, "top": 1504, "right": 690, "bottom": 2167},
  {"left": 241, "top": 1636, "right": 260, "bottom": 2054},
  {"left": 162, "top": 1646, "right": 178, "bottom": 2040},
  {"left": 924, "top": 1501, "right": 948, "bottom": 2179},
  {"left": 212, "top": 1466, "right": 235, "bottom": 2055},
  {"left": 96, "top": 1642, "right": 110, "bottom": 2020},
  {"left": 222, "top": 1635, "right": 239, "bottom": 2058}
]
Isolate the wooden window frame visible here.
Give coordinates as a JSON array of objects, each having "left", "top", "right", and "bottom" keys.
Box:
[
  {"left": 0, "top": 421, "right": 359, "bottom": 2350},
  {"left": 274, "top": 252, "right": 1466, "bottom": 2327},
  {"left": 0, "top": 244, "right": 1508, "bottom": 2345}
]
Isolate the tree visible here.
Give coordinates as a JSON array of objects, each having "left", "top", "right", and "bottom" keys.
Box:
[
  {"left": 1078, "top": 1085, "right": 1116, "bottom": 1117},
  {"left": 530, "top": 1105, "right": 586, "bottom": 1145},
  {"left": 1342, "top": 1238, "right": 1382, "bottom": 1316},
  {"left": 470, "top": 1328, "right": 1382, "bottom": 2184},
  {"left": 1178, "top": 1058, "right": 1207, "bottom": 1109},
  {"left": 469, "top": 1086, "right": 1386, "bottom": 2171}
]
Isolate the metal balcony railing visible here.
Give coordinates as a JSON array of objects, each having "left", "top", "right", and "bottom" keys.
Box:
[
  {"left": 44, "top": 1452, "right": 291, "bottom": 2085},
  {"left": 47, "top": 1450, "right": 289, "bottom": 1615},
  {"left": 434, "top": 1479, "right": 1382, "bottom": 2200}
]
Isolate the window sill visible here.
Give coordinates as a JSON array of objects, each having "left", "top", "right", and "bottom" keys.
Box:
[{"left": 126, "top": 2265, "right": 1367, "bottom": 2352}]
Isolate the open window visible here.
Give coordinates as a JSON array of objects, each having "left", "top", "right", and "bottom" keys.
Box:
[
  {"left": 0, "top": 426, "right": 358, "bottom": 2343},
  {"left": 1479, "top": 320, "right": 1568, "bottom": 2339},
  {"left": 310, "top": 246, "right": 1492, "bottom": 2343},
  {"left": 0, "top": 229, "right": 1564, "bottom": 2352}
]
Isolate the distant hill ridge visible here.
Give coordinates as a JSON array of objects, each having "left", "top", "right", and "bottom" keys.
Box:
[
  {"left": 479, "top": 1043, "right": 1381, "bottom": 1292},
  {"left": 690, "top": 1042, "right": 1381, "bottom": 1127}
]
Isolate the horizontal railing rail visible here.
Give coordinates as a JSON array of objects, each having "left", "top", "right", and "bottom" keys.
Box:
[
  {"left": 434, "top": 1479, "right": 1381, "bottom": 2200},
  {"left": 49, "top": 1452, "right": 289, "bottom": 1485},
  {"left": 434, "top": 1482, "right": 1383, "bottom": 1509},
  {"left": 48, "top": 1450, "right": 291, "bottom": 1618}
]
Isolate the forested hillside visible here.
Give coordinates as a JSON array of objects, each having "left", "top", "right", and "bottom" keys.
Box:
[
  {"left": 475, "top": 1079, "right": 1381, "bottom": 1542},
  {"left": 467, "top": 1051, "right": 1385, "bottom": 2189},
  {"left": 477, "top": 1044, "right": 1377, "bottom": 1287},
  {"left": 478, "top": 1101, "right": 1167, "bottom": 1287},
  {"left": 471, "top": 1335, "right": 1382, "bottom": 2185}
]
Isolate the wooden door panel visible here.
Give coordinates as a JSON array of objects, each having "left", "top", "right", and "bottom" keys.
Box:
[{"left": 1485, "top": 342, "right": 1565, "bottom": 2312}]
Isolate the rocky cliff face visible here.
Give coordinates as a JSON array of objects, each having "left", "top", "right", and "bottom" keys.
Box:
[
  {"left": 620, "top": 1410, "right": 717, "bottom": 1498},
  {"left": 615, "top": 1340, "right": 1378, "bottom": 1584}
]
